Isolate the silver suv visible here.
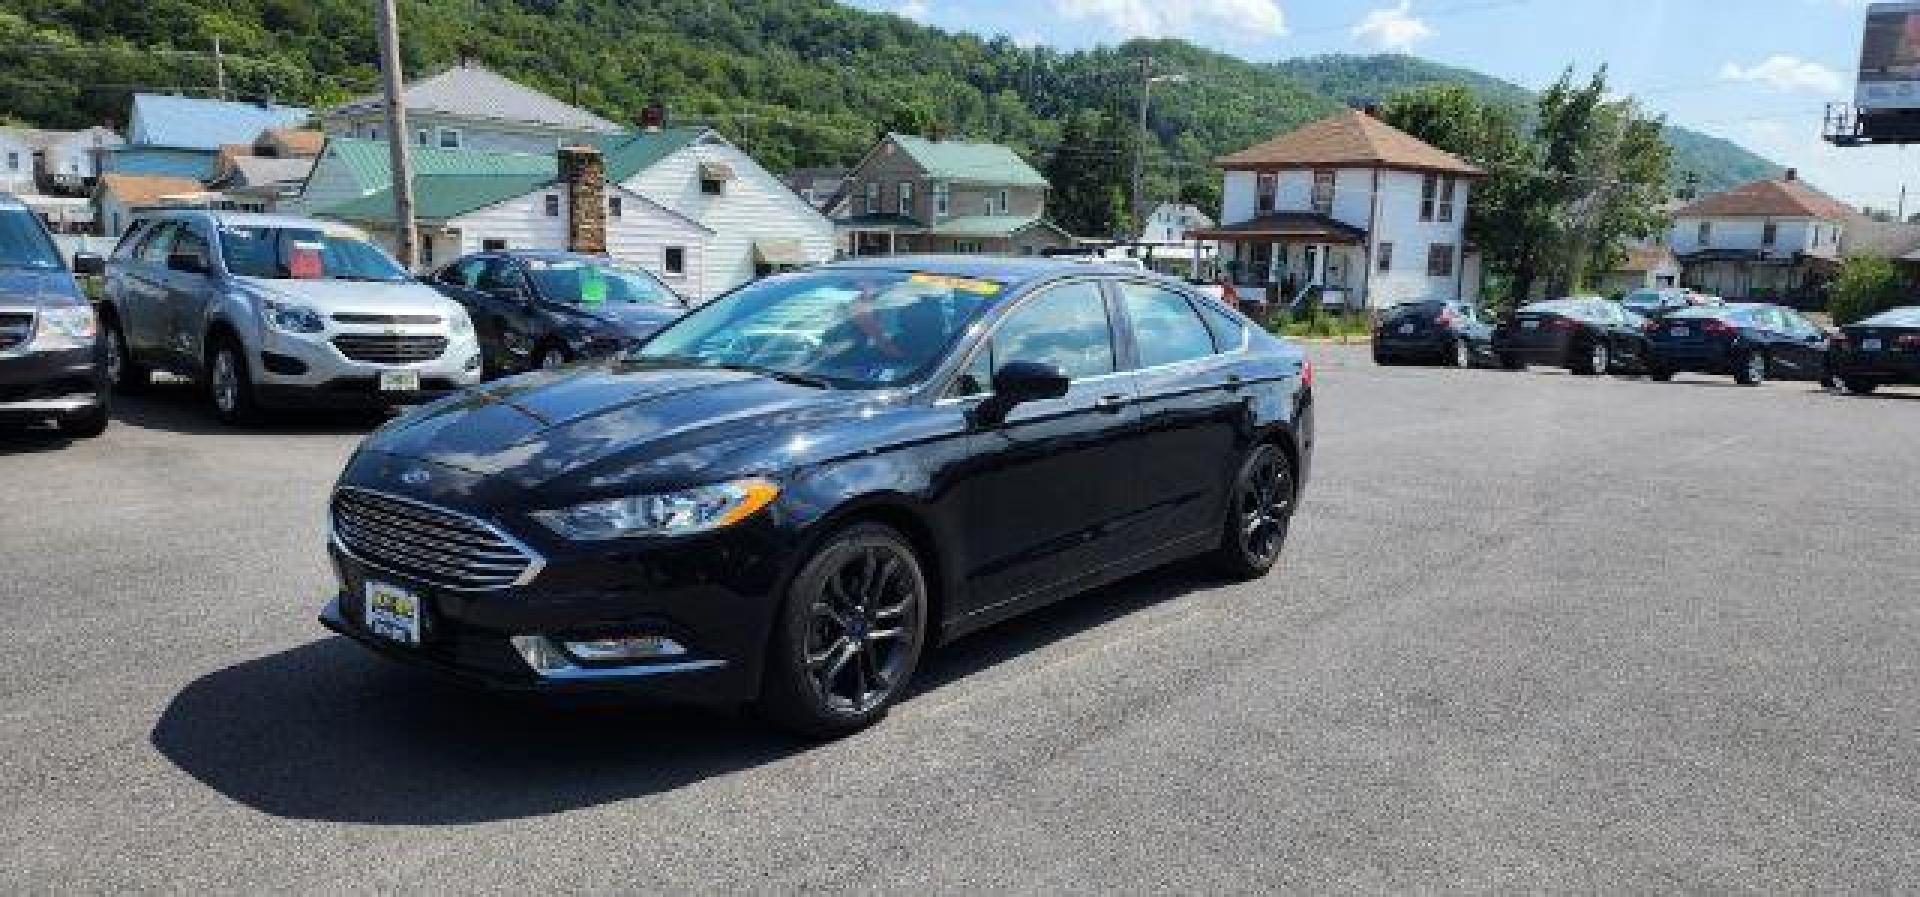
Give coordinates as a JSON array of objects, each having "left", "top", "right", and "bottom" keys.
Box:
[{"left": 101, "top": 211, "right": 480, "bottom": 423}]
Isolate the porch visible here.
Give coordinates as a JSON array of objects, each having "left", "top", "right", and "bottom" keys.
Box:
[{"left": 1189, "top": 213, "right": 1370, "bottom": 309}]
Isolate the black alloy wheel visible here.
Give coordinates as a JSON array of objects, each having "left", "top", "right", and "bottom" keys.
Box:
[
  {"left": 1841, "top": 376, "right": 1879, "bottom": 396},
  {"left": 1572, "top": 340, "right": 1609, "bottom": 376},
  {"left": 105, "top": 320, "right": 149, "bottom": 394},
  {"left": 1452, "top": 338, "right": 1473, "bottom": 369},
  {"left": 760, "top": 523, "right": 929, "bottom": 737},
  {"left": 1211, "top": 443, "right": 1298, "bottom": 580},
  {"left": 57, "top": 403, "right": 110, "bottom": 438},
  {"left": 1733, "top": 349, "right": 1767, "bottom": 386}
]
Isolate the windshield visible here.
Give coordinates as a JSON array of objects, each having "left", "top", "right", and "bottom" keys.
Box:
[
  {"left": 0, "top": 209, "right": 65, "bottom": 271},
  {"left": 525, "top": 258, "right": 681, "bottom": 308},
  {"left": 1623, "top": 291, "right": 1664, "bottom": 305},
  {"left": 219, "top": 225, "right": 409, "bottom": 282},
  {"left": 1858, "top": 307, "right": 1920, "bottom": 327},
  {"left": 632, "top": 269, "right": 1003, "bottom": 388}
]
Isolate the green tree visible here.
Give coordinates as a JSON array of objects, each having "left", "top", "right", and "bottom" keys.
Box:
[{"left": 1829, "top": 256, "right": 1906, "bottom": 325}]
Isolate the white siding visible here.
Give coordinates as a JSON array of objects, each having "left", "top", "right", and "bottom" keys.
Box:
[
  {"left": 1669, "top": 215, "right": 1847, "bottom": 258},
  {"left": 322, "top": 112, "right": 602, "bottom": 156},
  {"left": 446, "top": 189, "right": 571, "bottom": 256},
  {"left": 603, "top": 189, "right": 710, "bottom": 299},
  {"left": 623, "top": 137, "right": 836, "bottom": 301},
  {"left": 0, "top": 133, "right": 35, "bottom": 195},
  {"left": 1366, "top": 170, "right": 1473, "bottom": 307}
]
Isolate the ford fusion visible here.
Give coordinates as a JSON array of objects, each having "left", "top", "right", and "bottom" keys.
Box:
[{"left": 320, "top": 258, "right": 1315, "bottom": 736}]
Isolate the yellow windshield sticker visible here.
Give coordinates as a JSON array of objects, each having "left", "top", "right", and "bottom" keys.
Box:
[{"left": 909, "top": 273, "right": 1003, "bottom": 295}]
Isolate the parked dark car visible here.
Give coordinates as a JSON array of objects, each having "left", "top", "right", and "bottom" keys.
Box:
[
  {"left": 1493, "top": 297, "right": 1651, "bottom": 375},
  {"left": 1644, "top": 303, "right": 1830, "bottom": 386},
  {"left": 1827, "top": 305, "right": 1920, "bottom": 395},
  {"left": 1373, "top": 299, "right": 1495, "bottom": 367},
  {"left": 320, "top": 258, "right": 1314, "bottom": 736},
  {"left": 0, "top": 194, "right": 109, "bottom": 438},
  {"left": 429, "top": 251, "right": 686, "bottom": 377}
]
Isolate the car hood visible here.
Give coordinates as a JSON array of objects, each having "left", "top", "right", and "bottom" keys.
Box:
[
  {"left": 236, "top": 277, "right": 459, "bottom": 316},
  {"left": 360, "top": 362, "right": 888, "bottom": 492},
  {"left": 565, "top": 302, "right": 682, "bottom": 337},
  {"left": 0, "top": 267, "right": 85, "bottom": 309}
]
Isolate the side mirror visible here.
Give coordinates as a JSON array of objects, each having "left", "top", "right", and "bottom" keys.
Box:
[
  {"left": 71, "top": 252, "right": 105, "bottom": 276},
  {"left": 167, "top": 253, "right": 209, "bottom": 275},
  {"left": 969, "top": 360, "right": 1070, "bottom": 427}
]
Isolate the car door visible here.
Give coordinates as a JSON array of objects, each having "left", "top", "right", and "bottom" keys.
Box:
[
  {"left": 473, "top": 257, "right": 543, "bottom": 372},
  {"left": 432, "top": 257, "right": 501, "bottom": 369},
  {"left": 1597, "top": 302, "right": 1644, "bottom": 368},
  {"left": 1111, "top": 279, "right": 1245, "bottom": 555},
  {"left": 947, "top": 278, "right": 1141, "bottom": 616},
  {"left": 1774, "top": 308, "right": 1827, "bottom": 377},
  {"left": 122, "top": 221, "right": 178, "bottom": 355},
  {"left": 1459, "top": 303, "right": 1495, "bottom": 353},
  {"left": 160, "top": 222, "right": 217, "bottom": 369}
]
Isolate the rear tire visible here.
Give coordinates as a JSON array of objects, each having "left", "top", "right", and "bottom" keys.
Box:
[
  {"left": 206, "top": 337, "right": 259, "bottom": 425},
  {"left": 104, "top": 319, "right": 149, "bottom": 395},
  {"left": 1647, "top": 367, "right": 1674, "bottom": 382},
  {"left": 1571, "top": 341, "right": 1609, "bottom": 376},
  {"left": 1451, "top": 338, "right": 1473, "bottom": 369},
  {"left": 756, "top": 523, "right": 930, "bottom": 738},
  {"left": 1733, "top": 349, "right": 1767, "bottom": 386},
  {"left": 1498, "top": 352, "right": 1524, "bottom": 371},
  {"left": 1372, "top": 349, "right": 1397, "bottom": 367},
  {"left": 1841, "top": 376, "right": 1879, "bottom": 395},
  {"left": 1209, "top": 443, "right": 1298, "bottom": 581},
  {"left": 57, "top": 403, "right": 109, "bottom": 438}
]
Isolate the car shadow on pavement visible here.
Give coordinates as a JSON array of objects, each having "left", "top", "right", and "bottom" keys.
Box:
[
  {"left": 149, "top": 565, "right": 1207, "bottom": 825},
  {"left": 114, "top": 381, "right": 391, "bottom": 437},
  {"left": 0, "top": 428, "right": 77, "bottom": 455}
]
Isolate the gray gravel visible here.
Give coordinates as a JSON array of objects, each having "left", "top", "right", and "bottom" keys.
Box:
[{"left": 3, "top": 348, "right": 1918, "bottom": 892}]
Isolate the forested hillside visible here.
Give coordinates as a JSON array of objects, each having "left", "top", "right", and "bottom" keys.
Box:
[{"left": 0, "top": 0, "right": 1777, "bottom": 200}]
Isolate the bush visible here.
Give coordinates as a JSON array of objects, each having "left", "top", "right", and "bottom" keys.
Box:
[{"left": 1828, "top": 256, "right": 1906, "bottom": 325}]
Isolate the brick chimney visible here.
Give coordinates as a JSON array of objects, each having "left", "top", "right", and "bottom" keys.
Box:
[{"left": 558, "top": 144, "right": 607, "bottom": 254}]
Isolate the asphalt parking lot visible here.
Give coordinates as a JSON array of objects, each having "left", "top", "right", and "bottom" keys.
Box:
[{"left": 3, "top": 344, "right": 1918, "bottom": 891}]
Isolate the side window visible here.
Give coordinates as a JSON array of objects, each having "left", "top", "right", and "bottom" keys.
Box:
[
  {"left": 990, "top": 281, "right": 1115, "bottom": 382},
  {"left": 1119, "top": 282, "right": 1215, "bottom": 367},
  {"left": 136, "top": 222, "right": 180, "bottom": 264},
  {"left": 952, "top": 342, "right": 995, "bottom": 398},
  {"left": 112, "top": 220, "right": 150, "bottom": 260},
  {"left": 1196, "top": 299, "right": 1249, "bottom": 352},
  {"left": 172, "top": 226, "right": 210, "bottom": 265},
  {"left": 475, "top": 258, "right": 525, "bottom": 294}
]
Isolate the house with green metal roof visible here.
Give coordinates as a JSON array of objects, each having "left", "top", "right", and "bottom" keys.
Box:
[{"left": 832, "top": 133, "right": 1074, "bottom": 258}]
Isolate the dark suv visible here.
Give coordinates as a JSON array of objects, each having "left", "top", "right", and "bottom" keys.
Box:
[
  {"left": 429, "top": 251, "right": 686, "bottom": 377},
  {"left": 0, "top": 194, "right": 109, "bottom": 438},
  {"left": 1373, "top": 299, "right": 1494, "bottom": 367}
]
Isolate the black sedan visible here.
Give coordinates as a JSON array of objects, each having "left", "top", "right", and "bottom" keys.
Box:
[
  {"left": 1644, "top": 303, "right": 1830, "bottom": 386},
  {"left": 1372, "top": 299, "right": 1495, "bottom": 368},
  {"left": 1493, "top": 298, "right": 1651, "bottom": 375},
  {"left": 320, "top": 258, "right": 1314, "bottom": 736},
  {"left": 1828, "top": 306, "right": 1920, "bottom": 395},
  {"left": 429, "top": 251, "right": 686, "bottom": 377}
]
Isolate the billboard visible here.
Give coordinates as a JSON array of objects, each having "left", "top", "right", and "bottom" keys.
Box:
[{"left": 1859, "top": 2, "right": 1920, "bottom": 110}]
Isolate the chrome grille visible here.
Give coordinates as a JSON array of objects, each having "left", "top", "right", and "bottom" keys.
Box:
[
  {"left": 331, "top": 488, "right": 541, "bottom": 592},
  {"left": 0, "top": 311, "right": 32, "bottom": 352},
  {"left": 332, "top": 313, "right": 443, "bottom": 325},
  {"left": 333, "top": 334, "right": 449, "bottom": 364}
]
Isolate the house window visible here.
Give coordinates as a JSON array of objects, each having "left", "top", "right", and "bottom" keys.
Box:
[
  {"left": 1420, "top": 174, "right": 1438, "bottom": 221},
  {"left": 544, "top": 194, "right": 560, "bottom": 217},
  {"left": 1697, "top": 221, "right": 1712, "bottom": 246},
  {"left": 415, "top": 129, "right": 429, "bottom": 146},
  {"left": 1256, "top": 173, "right": 1277, "bottom": 213},
  {"left": 865, "top": 181, "right": 880, "bottom": 214},
  {"left": 1377, "top": 242, "right": 1393, "bottom": 273},
  {"left": 898, "top": 182, "right": 913, "bottom": 216},
  {"left": 1427, "top": 243, "right": 1455, "bottom": 277},
  {"left": 1311, "top": 170, "right": 1335, "bottom": 215},
  {"left": 1437, "top": 176, "right": 1457, "bottom": 223},
  {"left": 934, "top": 182, "right": 950, "bottom": 216},
  {"left": 664, "top": 246, "right": 686, "bottom": 275},
  {"left": 609, "top": 196, "right": 622, "bottom": 218},
  {"left": 483, "top": 238, "right": 508, "bottom": 251},
  {"left": 437, "top": 128, "right": 462, "bottom": 150},
  {"left": 1763, "top": 222, "right": 1777, "bottom": 246},
  {"left": 997, "top": 189, "right": 1010, "bottom": 215},
  {"left": 421, "top": 236, "right": 434, "bottom": 267},
  {"left": 5, "top": 152, "right": 16, "bottom": 171}
]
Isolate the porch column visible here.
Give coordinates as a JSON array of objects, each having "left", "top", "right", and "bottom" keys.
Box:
[{"left": 888, "top": 231, "right": 897, "bottom": 256}]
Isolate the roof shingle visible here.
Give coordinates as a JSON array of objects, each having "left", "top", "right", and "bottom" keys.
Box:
[
  {"left": 96, "top": 173, "right": 208, "bottom": 205},
  {"left": 1216, "top": 110, "right": 1483, "bottom": 176},
  {"left": 1673, "top": 177, "right": 1856, "bottom": 220},
  {"left": 889, "top": 134, "right": 1049, "bottom": 187},
  {"left": 327, "top": 63, "right": 622, "bottom": 134}
]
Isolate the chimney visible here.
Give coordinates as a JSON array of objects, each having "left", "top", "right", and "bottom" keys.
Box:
[
  {"left": 1784, "top": 168, "right": 1798, "bottom": 182},
  {"left": 558, "top": 144, "right": 607, "bottom": 254},
  {"left": 639, "top": 101, "right": 666, "bottom": 133}
]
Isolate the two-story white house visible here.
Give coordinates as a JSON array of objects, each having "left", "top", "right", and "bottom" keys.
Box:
[
  {"left": 1194, "top": 109, "right": 1484, "bottom": 309},
  {"left": 319, "top": 61, "right": 626, "bottom": 155},
  {"left": 1668, "top": 169, "right": 1856, "bottom": 302}
]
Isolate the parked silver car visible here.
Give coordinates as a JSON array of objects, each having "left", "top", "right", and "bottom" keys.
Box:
[{"left": 101, "top": 211, "right": 481, "bottom": 423}]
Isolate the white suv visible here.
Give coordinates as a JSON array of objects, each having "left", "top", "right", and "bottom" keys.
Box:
[{"left": 101, "top": 211, "right": 481, "bottom": 424}]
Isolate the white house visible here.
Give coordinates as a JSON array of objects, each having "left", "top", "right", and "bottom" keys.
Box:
[
  {"left": 1667, "top": 169, "right": 1855, "bottom": 302},
  {"left": 1141, "top": 202, "right": 1214, "bottom": 244},
  {"left": 320, "top": 61, "right": 625, "bottom": 155},
  {"left": 1195, "top": 109, "right": 1484, "bottom": 309},
  {"left": 0, "top": 126, "right": 123, "bottom": 196}
]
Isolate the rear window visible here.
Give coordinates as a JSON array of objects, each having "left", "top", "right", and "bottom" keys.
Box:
[
  {"left": 1669, "top": 305, "right": 1756, "bottom": 321},
  {"left": 1857, "top": 307, "right": 1920, "bottom": 327},
  {"left": 1520, "top": 300, "right": 1583, "bottom": 315},
  {"left": 1384, "top": 301, "right": 1445, "bottom": 320}
]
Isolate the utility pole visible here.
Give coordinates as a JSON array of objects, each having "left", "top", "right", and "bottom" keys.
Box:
[
  {"left": 1899, "top": 184, "right": 1907, "bottom": 222},
  {"left": 212, "top": 37, "right": 228, "bottom": 100},
  {"left": 1132, "top": 52, "right": 1152, "bottom": 241},
  {"left": 374, "top": 0, "right": 419, "bottom": 269}
]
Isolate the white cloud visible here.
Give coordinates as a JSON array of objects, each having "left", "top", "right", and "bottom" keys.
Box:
[
  {"left": 898, "top": 0, "right": 932, "bottom": 22},
  {"left": 1053, "top": 0, "right": 1287, "bottom": 41},
  {"left": 1719, "top": 55, "right": 1845, "bottom": 94},
  {"left": 1351, "top": 1, "right": 1434, "bottom": 51}
]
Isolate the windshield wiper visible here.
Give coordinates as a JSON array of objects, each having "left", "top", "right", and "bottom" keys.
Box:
[{"left": 710, "top": 363, "right": 834, "bottom": 389}]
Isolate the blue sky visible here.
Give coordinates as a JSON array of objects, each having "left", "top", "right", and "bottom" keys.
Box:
[{"left": 842, "top": 0, "right": 1912, "bottom": 211}]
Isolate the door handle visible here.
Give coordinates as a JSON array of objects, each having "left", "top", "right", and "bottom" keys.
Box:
[{"left": 1094, "top": 394, "right": 1128, "bottom": 413}]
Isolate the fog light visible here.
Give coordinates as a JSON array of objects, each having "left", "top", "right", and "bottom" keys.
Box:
[
  {"left": 510, "top": 635, "right": 572, "bottom": 673},
  {"left": 564, "top": 636, "right": 687, "bottom": 662}
]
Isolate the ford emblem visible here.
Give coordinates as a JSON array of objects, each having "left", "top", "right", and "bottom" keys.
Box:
[{"left": 400, "top": 468, "right": 431, "bottom": 486}]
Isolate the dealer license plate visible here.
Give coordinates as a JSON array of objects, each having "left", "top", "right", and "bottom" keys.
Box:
[
  {"left": 1670, "top": 326, "right": 1690, "bottom": 337},
  {"left": 1863, "top": 338, "right": 1884, "bottom": 352},
  {"left": 1522, "top": 320, "right": 1540, "bottom": 330},
  {"left": 364, "top": 581, "right": 422, "bottom": 645},
  {"left": 379, "top": 370, "right": 421, "bottom": 392},
  {"left": 1398, "top": 323, "right": 1415, "bottom": 335}
]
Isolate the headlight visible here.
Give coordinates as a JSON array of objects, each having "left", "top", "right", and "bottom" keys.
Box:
[
  {"left": 31, "top": 305, "right": 97, "bottom": 350},
  {"left": 447, "top": 306, "right": 474, "bottom": 337},
  {"left": 532, "top": 478, "right": 779, "bottom": 540},
  {"left": 263, "top": 299, "right": 325, "bottom": 334}
]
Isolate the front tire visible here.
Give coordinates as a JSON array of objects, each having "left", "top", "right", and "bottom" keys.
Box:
[
  {"left": 1209, "top": 443, "right": 1298, "bottom": 580},
  {"left": 1733, "top": 349, "right": 1767, "bottom": 386},
  {"left": 1841, "top": 376, "right": 1879, "bottom": 395},
  {"left": 57, "top": 403, "right": 109, "bottom": 438},
  {"left": 757, "top": 523, "right": 930, "bottom": 738},
  {"left": 104, "top": 319, "right": 150, "bottom": 394},
  {"left": 206, "top": 337, "right": 259, "bottom": 425},
  {"left": 1571, "top": 341, "right": 1609, "bottom": 376},
  {"left": 1451, "top": 338, "right": 1473, "bottom": 369}
]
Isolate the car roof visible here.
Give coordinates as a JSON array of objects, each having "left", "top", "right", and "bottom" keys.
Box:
[
  {"left": 0, "top": 192, "right": 27, "bottom": 212},
  {"left": 821, "top": 254, "right": 1179, "bottom": 291},
  {"left": 131, "top": 209, "right": 351, "bottom": 232}
]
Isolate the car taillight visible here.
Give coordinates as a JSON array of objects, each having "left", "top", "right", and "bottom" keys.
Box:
[
  {"left": 1434, "top": 309, "right": 1455, "bottom": 328},
  {"left": 1301, "top": 359, "right": 1314, "bottom": 388},
  {"left": 1898, "top": 333, "right": 1920, "bottom": 349},
  {"left": 1702, "top": 319, "right": 1735, "bottom": 335},
  {"left": 1642, "top": 319, "right": 1661, "bottom": 334},
  {"left": 1548, "top": 317, "right": 1578, "bottom": 331},
  {"left": 1830, "top": 331, "right": 1849, "bottom": 348}
]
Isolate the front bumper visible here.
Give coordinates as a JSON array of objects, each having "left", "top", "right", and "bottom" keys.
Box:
[
  {"left": 1373, "top": 332, "right": 1451, "bottom": 358},
  {"left": 254, "top": 327, "right": 482, "bottom": 407},
  {"left": 1828, "top": 351, "right": 1920, "bottom": 383},
  {"left": 0, "top": 345, "right": 105, "bottom": 423},
  {"left": 1648, "top": 344, "right": 1734, "bottom": 374}
]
